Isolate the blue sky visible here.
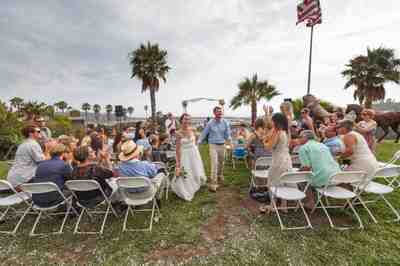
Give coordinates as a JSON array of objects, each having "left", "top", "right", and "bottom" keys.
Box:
[{"left": 1, "top": 0, "right": 400, "bottom": 117}]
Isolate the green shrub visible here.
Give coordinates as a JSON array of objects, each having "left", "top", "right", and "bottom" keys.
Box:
[
  {"left": 0, "top": 102, "right": 23, "bottom": 159},
  {"left": 47, "top": 115, "right": 72, "bottom": 137}
]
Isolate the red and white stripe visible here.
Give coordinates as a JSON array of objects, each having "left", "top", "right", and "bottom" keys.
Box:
[{"left": 296, "top": 0, "right": 321, "bottom": 26}]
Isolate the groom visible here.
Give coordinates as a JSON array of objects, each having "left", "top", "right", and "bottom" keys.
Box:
[{"left": 198, "top": 106, "right": 232, "bottom": 192}]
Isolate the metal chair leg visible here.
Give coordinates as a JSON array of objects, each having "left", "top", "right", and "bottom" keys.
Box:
[
  {"left": 30, "top": 211, "right": 43, "bottom": 236},
  {"left": 380, "top": 194, "right": 400, "bottom": 222}
]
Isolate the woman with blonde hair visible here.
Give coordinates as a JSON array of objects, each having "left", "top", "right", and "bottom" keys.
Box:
[{"left": 355, "top": 108, "right": 377, "bottom": 152}]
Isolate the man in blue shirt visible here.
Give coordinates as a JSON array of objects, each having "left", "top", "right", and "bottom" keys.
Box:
[
  {"left": 32, "top": 144, "right": 72, "bottom": 207},
  {"left": 198, "top": 106, "right": 232, "bottom": 192},
  {"left": 323, "top": 126, "right": 343, "bottom": 156},
  {"left": 115, "top": 140, "right": 165, "bottom": 195}
]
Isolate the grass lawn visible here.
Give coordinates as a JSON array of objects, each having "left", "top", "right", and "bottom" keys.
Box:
[{"left": 0, "top": 142, "right": 400, "bottom": 265}]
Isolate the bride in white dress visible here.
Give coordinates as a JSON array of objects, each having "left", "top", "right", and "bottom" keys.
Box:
[{"left": 172, "top": 113, "right": 207, "bottom": 201}]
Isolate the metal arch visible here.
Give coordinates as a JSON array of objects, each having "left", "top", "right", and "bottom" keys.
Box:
[{"left": 182, "top": 98, "right": 224, "bottom": 112}]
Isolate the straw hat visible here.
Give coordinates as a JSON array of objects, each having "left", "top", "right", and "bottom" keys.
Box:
[{"left": 119, "top": 140, "right": 141, "bottom": 161}]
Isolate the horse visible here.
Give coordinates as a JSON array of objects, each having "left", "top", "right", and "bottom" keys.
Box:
[{"left": 345, "top": 104, "right": 400, "bottom": 143}]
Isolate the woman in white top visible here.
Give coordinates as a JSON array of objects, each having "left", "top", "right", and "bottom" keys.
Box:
[
  {"left": 337, "top": 120, "right": 379, "bottom": 180},
  {"left": 172, "top": 113, "right": 207, "bottom": 201}
]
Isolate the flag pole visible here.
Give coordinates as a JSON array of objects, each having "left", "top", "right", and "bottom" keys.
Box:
[{"left": 306, "top": 25, "right": 314, "bottom": 95}]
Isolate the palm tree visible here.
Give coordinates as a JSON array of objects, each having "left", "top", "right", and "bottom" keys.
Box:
[
  {"left": 129, "top": 42, "right": 171, "bottom": 120},
  {"left": 105, "top": 104, "right": 113, "bottom": 122},
  {"left": 22, "top": 101, "right": 47, "bottom": 121},
  {"left": 10, "top": 97, "right": 24, "bottom": 114},
  {"left": 342, "top": 47, "right": 400, "bottom": 108},
  {"left": 81, "top": 103, "right": 91, "bottom": 122},
  {"left": 144, "top": 105, "right": 149, "bottom": 118},
  {"left": 54, "top": 101, "right": 68, "bottom": 113},
  {"left": 93, "top": 104, "right": 101, "bottom": 122},
  {"left": 230, "top": 74, "right": 280, "bottom": 126},
  {"left": 44, "top": 105, "right": 55, "bottom": 119},
  {"left": 127, "top": 106, "right": 134, "bottom": 118}
]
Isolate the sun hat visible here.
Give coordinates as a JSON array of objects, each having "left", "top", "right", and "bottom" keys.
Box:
[{"left": 119, "top": 140, "right": 141, "bottom": 161}]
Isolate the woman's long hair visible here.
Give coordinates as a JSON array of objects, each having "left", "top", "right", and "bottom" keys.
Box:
[{"left": 272, "top": 113, "right": 289, "bottom": 132}]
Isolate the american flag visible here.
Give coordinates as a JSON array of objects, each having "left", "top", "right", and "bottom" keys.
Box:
[{"left": 296, "top": 0, "right": 322, "bottom": 27}]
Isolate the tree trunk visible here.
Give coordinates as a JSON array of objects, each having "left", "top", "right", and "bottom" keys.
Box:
[
  {"left": 364, "top": 97, "right": 372, "bottom": 108},
  {"left": 251, "top": 100, "right": 257, "bottom": 127},
  {"left": 150, "top": 88, "right": 157, "bottom": 121}
]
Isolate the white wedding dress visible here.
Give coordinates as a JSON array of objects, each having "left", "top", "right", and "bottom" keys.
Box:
[{"left": 171, "top": 134, "right": 207, "bottom": 201}]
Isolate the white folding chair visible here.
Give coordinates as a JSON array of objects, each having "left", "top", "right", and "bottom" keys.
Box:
[
  {"left": 153, "top": 162, "right": 170, "bottom": 200},
  {"left": 269, "top": 171, "right": 313, "bottom": 230},
  {"left": 0, "top": 180, "right": 31, "bottom": 235},
  {"left": 250, "top": 157, "right": 272, "bottom": 191},
  {"left": 376, "top": 164, "right": 400, "bottom": 189},
  {"left": 65, "top": 180, "right": 118, "bottom": 235},
  {"left": 116, "top": 177, "right": 160, "bottom": 232},
  {"left": 378, "top": 150, "right": 400, "bottom": 168},
  {"left": 353, "top": 167, "right": 400, "bottom": 223},
  {"left": 19, "top": 182, "right": 78, "bottom": 236},
  {"left": 312, "top": 171, "right": 367, "bottom": 230}
]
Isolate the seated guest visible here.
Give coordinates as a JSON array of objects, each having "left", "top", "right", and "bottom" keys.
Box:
[
  {"left": 247, "top": 119, "right": 272, "bottom": 168},
  {"left": 7, "top": 125, "right": 46, "bottom": 187},
  {"left": 298, "top": 130, "right": 341, "bottom": 208},
  {"left": 337, "top": 120, "right": 379, "bottom": 179},
  {"left": 149, "top": 134, "right": 161, "bottom": 162},
  {"left": 323, "top": 126, "right": 343, "bottom": 156},
  {"left": 158, "top": 133, "right": 173, "bottom": 163},
  {"left": 159, "top": 133, "right": 172, "bottom": 151},
  {"left": 134, "top": 126, "right": 152, "bottom": 160},
  {"left": 355, "top": 109, "right": 377, "bottom": 153},
  {"left": 71, "top": 146, "right": 114, "bottom": 204},
  {"left": 31, "top": 144, "right": 73, "bottom": 207},
  {"left": 115, "top": 140, "right": 165, "bottom": 193},
  {"left": 298, "top": 130, "right": 341, "bottom": 187}
]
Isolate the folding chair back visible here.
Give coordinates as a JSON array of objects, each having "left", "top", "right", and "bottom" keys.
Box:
[
  {"left": 20, "top": 182, "right": 63, "bottom": 195},
  {"left": 0, "top": 180, "right": 31, "bottom": 203},
  {"left": 65, "top": 180, "right": 101, "bottom": 192},
  {"left": 279, "top": 171, "right": 312, "bottom": 185},
  {"left": 328, "top": 171, "right": 367, "bottom": 186},
  {"left": 116, "top": 177, "right": 154, "bottom": 201},
  {"left": 375, "top": 166, "right": 400, "bottom": 179},
  {"left": 0, "top": 180, "right": 12, "bottom": 192},
  {"left": 254, "top": 156, "right": 272, "bottom": 170},
  {"left": 117, "top": 177, "right": 152, "bottom": 190}
]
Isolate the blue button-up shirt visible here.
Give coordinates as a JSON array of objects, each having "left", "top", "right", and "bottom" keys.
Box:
[
  {"left": 198, "top": 119, "right": 231, "bottom": 145},
  {"left": 116, "top": 159, "right": 158, "bottom": 178},
  {"left": 323, "top": 136, "right": 343, "bottom": 156}
]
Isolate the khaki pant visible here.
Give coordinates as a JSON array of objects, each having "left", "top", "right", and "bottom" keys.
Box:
[{"left": 209, "top": 144, "right": 225, "bottom": 186}]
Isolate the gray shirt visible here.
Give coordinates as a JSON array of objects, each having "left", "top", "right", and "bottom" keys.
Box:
[{"left": 7, "top": 139, "right": 45, "bottom": 186}]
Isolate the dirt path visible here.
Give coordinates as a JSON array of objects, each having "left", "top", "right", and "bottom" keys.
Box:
[{"left": 145, "top": 186, "right": 259, "bottom": 264}]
